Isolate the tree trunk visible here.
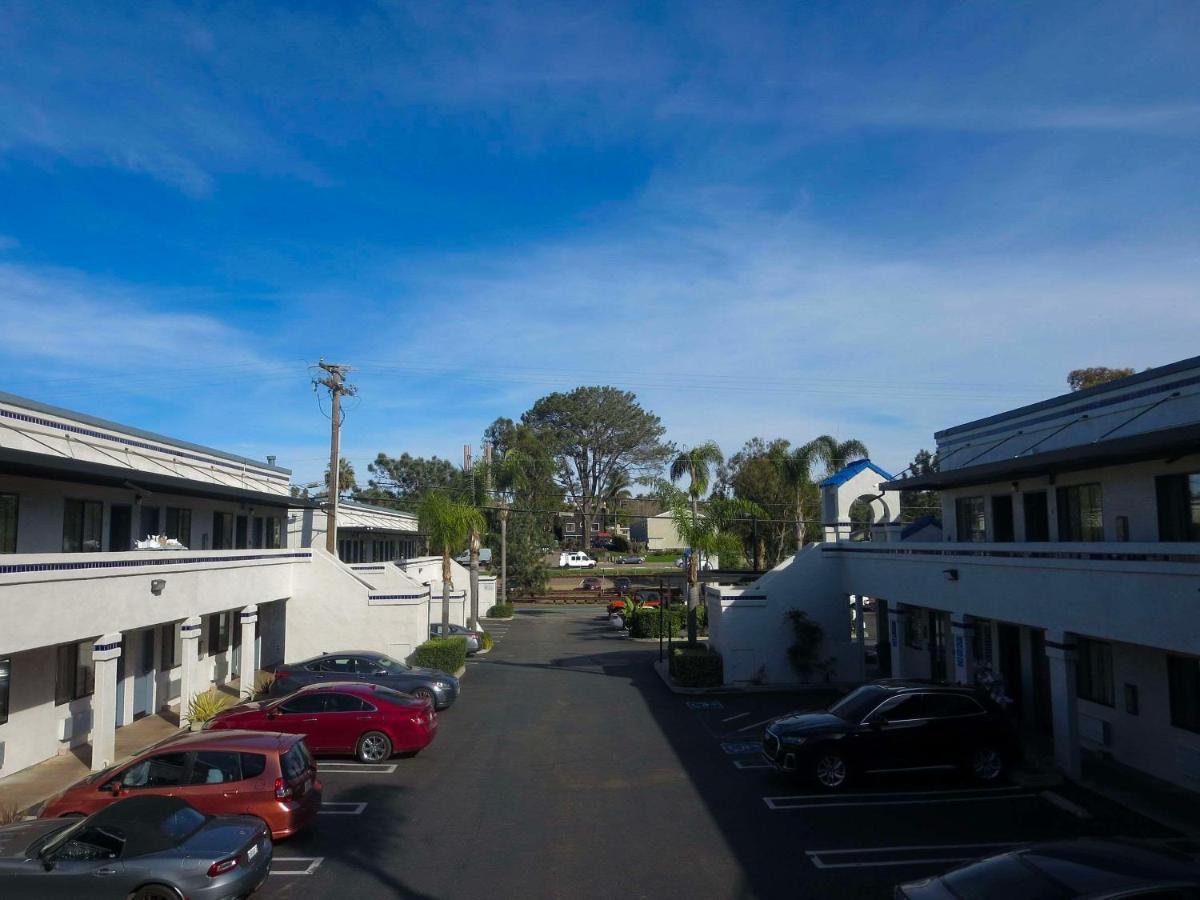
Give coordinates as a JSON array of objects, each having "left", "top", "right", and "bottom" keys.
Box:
[
  {"left": 687, "top": 550, "right": 700, "bottom": 646},
  {"left": 795, "top": 489, "right": 804, "bottom": 554},
  {"left": 499, "top": 502, "right": 508, "bottom": 605},
  {"left": 468, "top": 528, "right": 481, "bottom": 629},
  {"left": 441, "top": 550, "right": 451, "bottom": 630}
]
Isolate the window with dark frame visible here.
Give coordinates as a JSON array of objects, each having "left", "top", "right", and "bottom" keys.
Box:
[
  {"left": 206, "top": 613, "right": 230, "bottom": 656},
  {"left": 1023, "top": 491, "right": 1050, "bottom": 541},
  {"left": 1057, "top": 483, "right": 1104, "bottom": 541},
  {"left": 1076, "top": 638, "right": 1114, "bottom": 707},
  {"left": 160, "top": 623, "right": 178, "bottom": 670},
  {"left": 0, "top": 656, "right": 10, "bottom": 725},
  {"left": 1168, "top": 655, "right": 1200, "bottom": 735},
  {"left": 1156, "top": 473, "right": 1200, "bottom": 542},
  {"left": 212, "top": 512, "right": 234, "bottom": 550},
  {"left": 165, "top": 507, "right": 192, "bottom": 547},
  {"left": 55, "top": 641, "right": 95, "bottom": 705},
  {"left": 266, "top": 517, "right": 282, "bottom": 549},
  {"left": 62, "top": 498, "right": 103, "bottom": 552},
  {"left": 0, "top": 493, "right": 17, "bottom": 553},
  {"left": 991, "top": 495, "right": 1015, "bottom": 542},
  {"left": 955, "top": 496, "right": 986, "bottom": 542}
]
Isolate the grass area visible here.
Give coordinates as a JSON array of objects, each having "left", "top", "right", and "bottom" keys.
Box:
[{"left": 643, "top": 552, "right": 679, "bottom": 563}]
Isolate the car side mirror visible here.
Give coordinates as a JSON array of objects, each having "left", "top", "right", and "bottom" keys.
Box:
[
  {"left": 106, "top": 781, "right": 123, "bottom": 795},
  {"left": 40, "top": 851, "right": 56, "bottom": 872},
  {"left": 374, "top": 669, "right": 388, "bottom": 677}
]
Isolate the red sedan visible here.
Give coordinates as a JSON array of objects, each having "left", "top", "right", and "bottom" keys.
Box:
[{"left": 207, "top": 682, "right": 437, "bottom": 763}]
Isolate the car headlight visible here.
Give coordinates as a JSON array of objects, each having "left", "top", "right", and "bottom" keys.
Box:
[
  {"left": 780, "top": 736, "right": 807, "bottom": 747},
  {"left": 432, "top": 681, "right": 448, "bottom": 690}
]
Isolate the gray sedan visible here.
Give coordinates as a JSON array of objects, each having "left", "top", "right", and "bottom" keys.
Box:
[
  {"left": 430, "top": 623, "right": 483, "bottom": 653},
  {"left": 0, "top": 795, "right": 270, "bottom": 899},
  {"left": 271, "top": 650, "right": 460, "bottom": 709}
]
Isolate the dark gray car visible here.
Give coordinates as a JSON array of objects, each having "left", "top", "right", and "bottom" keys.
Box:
[
  {"left": 429, "top": 623, "right": 482, "bottom": 654},
  {"left": 271, "top": 650, "right": 460, "bottom": 709},
  {"left": 0, "top": 795, "right": 271, "bottom": 900}
]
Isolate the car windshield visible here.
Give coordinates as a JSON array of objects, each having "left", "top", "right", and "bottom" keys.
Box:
[
  {"left": 828, "top": 685, "right": 893, "bottom": 722},
  {"left": 372, "top": 655, "right": 411, "bottom": 673}
]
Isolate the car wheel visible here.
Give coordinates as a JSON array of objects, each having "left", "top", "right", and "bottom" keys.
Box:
[
  {"left": 357, "top": 731, "right": 393, "bottom": 763},
  {"left": 132, "top": 884, "right": 184, "bottom": 900},
  {"left": 967, "top": 746, "right": 1005, "bottom": 782},
  {"left": 412, "top": 687, "right": 435, "bottom": 705},
  {"left": 814, "top": 753, "right": 850, "bottom": 790}
]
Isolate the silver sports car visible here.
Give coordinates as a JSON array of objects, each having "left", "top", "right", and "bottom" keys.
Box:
[{"left": 0, "top": 794, "right": 271, "bottom": 899}]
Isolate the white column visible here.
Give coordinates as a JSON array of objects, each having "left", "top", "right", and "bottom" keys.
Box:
[
  {"left": 888, "top": 605, "right": 908, "bottom": 678},
  {"left": 1045, "top": 630, "right": 1081, "bottom": 780},
  {"left": 179, "top": 616, "right": 203, "bottom": 726},
  {"left": 90, "top": 634, "right": 122, "bottom": 771},
  {"left": 951, "top": 617, "right": 976, "bottom": 686},
  {"left": 239, "top": 606, "right": 258, "bottom": 699}
]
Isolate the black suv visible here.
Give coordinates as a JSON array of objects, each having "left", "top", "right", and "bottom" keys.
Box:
[{"left": 762, "top": 680, "right": 1018, "bottom": 790}]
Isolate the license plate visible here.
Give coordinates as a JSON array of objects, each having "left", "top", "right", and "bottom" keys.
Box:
[{"left": 247, "top": 843, "right": 258, "bottom": 860}]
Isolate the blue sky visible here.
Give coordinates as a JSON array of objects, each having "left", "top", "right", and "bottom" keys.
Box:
[{"left": 1, "top": 1, "right": 1198, "bottom": 486}]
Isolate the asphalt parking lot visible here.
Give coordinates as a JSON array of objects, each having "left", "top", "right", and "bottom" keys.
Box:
[{"left": 252, "top": 606, "right": 1176, "bottom": 899}]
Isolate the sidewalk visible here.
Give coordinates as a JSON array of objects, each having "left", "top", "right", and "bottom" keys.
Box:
[
  {"left": 1081, "top": 752, "right": 1200, "bottom": 838},
  {"left": 0, "top": 672, "right": 264, "bottom": 818}
]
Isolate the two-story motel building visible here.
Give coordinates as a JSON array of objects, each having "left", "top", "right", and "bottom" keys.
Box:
[
  {"left": 708, "top": 355, "right": 1200, "bottom": 789},
  {"left": 0, "top": 390, "right": 454, "bottom": 782}
]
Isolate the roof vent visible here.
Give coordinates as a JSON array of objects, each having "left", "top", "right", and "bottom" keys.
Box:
[{"left": 266, "top": 455, "right": 276, "bottom": 467}]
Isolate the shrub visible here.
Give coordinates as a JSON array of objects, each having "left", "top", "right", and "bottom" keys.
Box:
[
  {"left": 0, "top": 803, "right": 23, "bottom": 825},
  {"left": 186, "top": 689, "right": 232, "bottom": 726},
  {"left": 247, "top": 671, "right": 275, "bottom": 700},
  {"left": 411, "top": 636, "right": 468, "bottom": 674},
  {"left": 481, "top": 631, "right": 495, "bottom": 651},
  {"left": 670, "top": 647, "right": 723, "bottom": 688},
  {"left": 487, "top": 604, "right": 514, "bottom": 619},
  {"left": 629, "top": 607, "right": 687, "bottom": 638}
]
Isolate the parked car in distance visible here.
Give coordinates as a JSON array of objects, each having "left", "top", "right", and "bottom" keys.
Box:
[
  {"left": 1, "top": 795, "right": 271, "bottom": 900},
  {"left": 207, "top": 681, "right": 437, "bottom": 763},
  {"left": 430, "top": 622, "right": 482, "bottom": 653},
  {"left": 895, "top": 838, "right": 1200, "bottom": 899},
  {"left": 581, "top": 576, "right": 603, "bottom": 591},
  {"left": 559, "top": 551, "right": 597, "bottom": 568},
  {"left": 617, "top": 555, "right": 645, "bottom": 565},
  {"left": 453, "top": 548, "right": 493, "bottom": 566},
  {"left": 41, "top": 730, "right": 321, "bottom": 840},
  {"left": 613, "top": 576, "right": 633, "bottom": 593},
  {"left": 270, "top": 650, "right": 460, "bottom": 710},
  {"left": 762, "top": 680, "right": 1018, "bottom": 790}
]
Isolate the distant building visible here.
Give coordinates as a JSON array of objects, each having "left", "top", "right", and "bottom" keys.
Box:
[{"left": 289, "top": 498, "right": 421, "bottom": 563}]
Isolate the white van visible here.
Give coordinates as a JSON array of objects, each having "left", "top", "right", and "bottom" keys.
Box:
[
  {"left": 558, "top": 551, "right": 597, "bottom": 569},
  {"left": 454, "top": 548, "right": 493, "bottom": 566}
]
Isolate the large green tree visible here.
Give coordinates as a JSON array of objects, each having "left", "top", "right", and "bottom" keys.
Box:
[
  {"left": 522, "top": 387, "right": 672, "bottom": 549},
  {"left": 899, "top": 448, "right": 941, "bottom": 524},
  {"left": 717, "top": 437, "right": 795, "bottom": 569},
  {"left": 1067, "top": 367, "right": 1135, "bottom": 391},
  {"left": 363, "top": 453, "right": 469, "bottom": 508},
  {"left": 669, "top": 442, "right": 724, "bottom": 636}
]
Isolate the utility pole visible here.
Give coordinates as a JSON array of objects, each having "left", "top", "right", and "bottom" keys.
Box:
[{"left": 314, "top": 360, "right": 357, "bottom": 555}]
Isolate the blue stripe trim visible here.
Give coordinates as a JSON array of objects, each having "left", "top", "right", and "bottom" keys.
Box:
[
  {"left": 0, "top": 405, "right": 290, "bottom": 481},
  {"left": 94, "top": 640, "right": 122, "bottom": 652},
  {"left": 368, "top": 593, "right": 430, "bottom": 601},
  {"left": 0, "top": 551, "right": 311, "bottom": 576}
]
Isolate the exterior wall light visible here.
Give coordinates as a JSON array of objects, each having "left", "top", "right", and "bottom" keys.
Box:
[
  {"left": 150, "top": 578, "right": 166, "bottom": 595},
  {"left": 942, "top": 569, "right": 959, "bottom": 582}
]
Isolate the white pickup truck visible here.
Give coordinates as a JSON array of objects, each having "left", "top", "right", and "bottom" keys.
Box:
[{"left": 558, "top": 551, "right": 597, "bottom": 569}]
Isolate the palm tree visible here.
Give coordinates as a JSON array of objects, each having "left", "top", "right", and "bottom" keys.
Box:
[
  {"left": 668, "top": 442, "right": 724, "bottom": 641},
  {"left": 807, "top": 435, "right": 870, "bottom": 478},
  {"left": 479, "top": 446, "right": 535, "bottom": 608},
  {"left": 417, "top": 492, "right": 486, "bottom": 631},
  {"left": 324, "top": 457, "right": 357, "bottom": 497}
]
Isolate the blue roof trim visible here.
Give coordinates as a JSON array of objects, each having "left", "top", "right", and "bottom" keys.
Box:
[{"left": 819, "top": 459, "right": 895, "bottom": 487}]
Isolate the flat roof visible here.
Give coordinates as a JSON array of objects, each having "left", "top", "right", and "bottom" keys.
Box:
[
  {"left": 0, "top": 389, "right": 290, "bottom": 475},
  {"left": 885, "top": 421, "right": 1200, "bottom": 492},
  {"left": 937, "top": 354, "right": 1200, "bottom": 441}
]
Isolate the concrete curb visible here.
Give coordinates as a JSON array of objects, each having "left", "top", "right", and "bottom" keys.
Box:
[
  {"left": 652, "top": 660, "right": 855, "bottom": 696},
  {"left": 482, "top": 616, "right": 513, "bottom": 622}
]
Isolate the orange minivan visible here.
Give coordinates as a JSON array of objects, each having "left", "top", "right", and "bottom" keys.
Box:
[{"left": 40, "top": 730, "right": 322, "bottom": 839}]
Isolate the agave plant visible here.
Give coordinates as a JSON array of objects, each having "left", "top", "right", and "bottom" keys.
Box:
[
  {"left": 186, "top": 689, "right": 232, "bottom": 728},
  {"left": 246, "top": 671, "right": 276, "bottom": 701}
]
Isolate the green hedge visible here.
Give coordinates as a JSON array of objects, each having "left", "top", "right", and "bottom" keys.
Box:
[
  {"left": 481, "top": 632, "right": 495, "bottom": 651},
  {"left": 410, "top": 636, "right": 467, "bottom": 673},
  {"left": 670, "top": 647, "right": 723, "bottom": 688},
  {"left": 486, "top": 604, "right": 514, "bottom": 618},
  {"left": 629, "top": 607, "right": 686, "bottom": 638}
]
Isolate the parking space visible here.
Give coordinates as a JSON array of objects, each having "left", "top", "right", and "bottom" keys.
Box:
[{"left": 677, "top": 689, "right": 1180, "bottom": 895}]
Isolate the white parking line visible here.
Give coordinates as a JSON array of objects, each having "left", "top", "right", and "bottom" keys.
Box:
[
  {"left": 721, "top": 712, "right": 750, "bottom": 723},
  {"left": 271, "top": 856, "right": 325, "bottom": 876},
  {"left": 319, "top": 801, "right": 368, "bottom": 815},
  {"left": 765, "top": 786, "right": 1034, "bottom": 811},
  {"left": 721, "top": 741, "right": 763, "bottom": 755},
  {"left": 318, "top": 762, "right": 397, "bottom": 775},
  {"left": 806, "top": 842, "right": 1018, "bottom": 869},
  {"left": 1040, "top": 790, "right": 1092, "bottom": 819},
  {"left": 734, "top": 759, "right": 773, "bottom": 769}
]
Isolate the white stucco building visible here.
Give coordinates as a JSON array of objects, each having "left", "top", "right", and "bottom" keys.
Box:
[
  {"left": 0, "top": 391, "right": 480, "bottom": 782},
  {"left": 706, "top": 355, "right": 1200, "bottom": 789},
  {"left": 288, "top": 498, "right": 421, "bottom": 564}
]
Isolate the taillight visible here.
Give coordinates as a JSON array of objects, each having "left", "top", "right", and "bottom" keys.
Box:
[
  {"left": 208, "top": 855, "right": 239, "bottom": 877},
  {"left": 274, "top": 777, "right": 293, "bottom": 800},
  {"left": 274, "top": 670, "right": 290, "bottom": 681}
]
